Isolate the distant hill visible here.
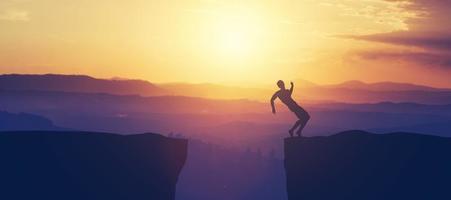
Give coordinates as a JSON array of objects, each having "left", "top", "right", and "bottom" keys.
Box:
[
  {"left": 0, "top": 74, "right": 167, "bottom": 96},
  {"left": 0, "top": 89, "right": 265, "bottom": 115},
  {"left": 1, "top": 73, "right": 451, "bottom": 104},
  {"left": 159, "top": 80, "right": 451, "bottom": 104},
  {"left": 160, "top": 83, "right": 272, "bottom": 100},
  {"left": 0, "top": 111, "right": 64, "bottom": 131},
  {"left": 314, "top": 102, "right": 451, "bottom": 116},
  {"left": 327, "top": 80, "right": 451, "bottom": 92},
  {"left": 298, "top": 86, "right": 451, "bottom": 104},
  {"left": 1, "top": 89, "right": 449, "bottom": 137},
  {"left": 159, "top": 81, "right": 451, "bottom": 104},
  {"left": 369, "top": 121, "right": 451, "bottom": 136},
  {"left": 285, "top": 130, "right": 451, "bottom": 200}
]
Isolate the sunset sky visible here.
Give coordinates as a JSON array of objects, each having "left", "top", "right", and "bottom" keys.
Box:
[{"left": 1, "top": 0, "right": 450, "bottom": 87}]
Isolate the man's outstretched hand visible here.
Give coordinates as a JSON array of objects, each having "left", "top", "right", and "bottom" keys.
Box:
[{"left": 290, "top": 81, "right": 294, "bottom": 86}]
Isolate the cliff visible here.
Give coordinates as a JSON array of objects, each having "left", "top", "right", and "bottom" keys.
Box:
[
  {"left": 284, "top": 130, "right": 451, "bottom": 200},
  {"left": 0, "top": 131, "right": 187, "bottom": 200}
]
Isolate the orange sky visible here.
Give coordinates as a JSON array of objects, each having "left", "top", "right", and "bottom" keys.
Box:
[{"left": 0, "top": 0, "right": 450, "bottom": 87}]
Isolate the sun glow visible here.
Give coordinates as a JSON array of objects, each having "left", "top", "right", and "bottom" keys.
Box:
[
  {"left": 208, "top": 10, "right": 268, "bottom": 59},
  {"left": 186, "top": 8, "right": 274, "bottom": 81},
  {"left": 220, "top": 29, "right": 250, "bottom": 56}
]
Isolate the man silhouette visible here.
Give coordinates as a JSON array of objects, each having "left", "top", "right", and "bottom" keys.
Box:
[{"left": 270, "top": 80, "right": 310, "bottom": 137}]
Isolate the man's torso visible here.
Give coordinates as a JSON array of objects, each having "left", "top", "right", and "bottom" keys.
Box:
[{"left": 277, "top": 90, "right": 299, "bottom": 111}]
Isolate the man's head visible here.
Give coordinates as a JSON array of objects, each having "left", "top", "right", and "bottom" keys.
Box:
[{"left": 277, "top": 80, "right": 285, "bottom": 89}]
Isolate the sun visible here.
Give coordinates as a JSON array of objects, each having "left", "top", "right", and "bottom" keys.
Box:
[
  {"left": 212, "top": 11, "right": 265, "bottom": 58},
  {"left": 221, "top": 29, "right": 250, "bottom": 56},
  {"left": 193, "top": 7, "right": 274, "bottom": 79}
]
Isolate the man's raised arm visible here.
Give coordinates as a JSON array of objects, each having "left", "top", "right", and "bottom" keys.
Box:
[{"left": 270, "top": 92, "right": 278, "bottom": 114}]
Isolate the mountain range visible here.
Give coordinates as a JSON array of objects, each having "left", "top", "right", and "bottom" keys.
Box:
[
  {"left": 0, "top": 74, "right": 167, "bottom": 96},
  {"left": 1, "top": 74, "right": 451, "bottom": 104},
  {"left": 0, "top": 111, "right": 64, "bottom": 131},
  {"left": 0, "top": 73, "right": 450, "bottom": 148},
  {"left": 327, "top": 80, "right": 451, "bottom": 91}
]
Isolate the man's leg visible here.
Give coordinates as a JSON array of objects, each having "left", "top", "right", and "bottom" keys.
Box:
[
  {"left": 289, "top": 120, "right": 302, "bottom": 137},
  {"left": 296, "top": 113, "right": 310, "bottom": 137}
]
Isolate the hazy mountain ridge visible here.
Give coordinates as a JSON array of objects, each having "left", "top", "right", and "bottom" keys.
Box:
[
  {"left": 328, "top": 80, "right": 451, "bottom": 91},
  {"left": 160, "top": 82, "right": 272, "bottom": 100},
  {"left": 0, "top": 74, "right": 167, "bottom": 96},
  {"left": 2, "top": 74, "right": 451, "bottom": 104},
  {"left": 1, "top": 74, "right": 450, "bottom": 157},
  {"left": 0, "top": 111, "right": 64, "bottom": 131},
  {"left": 313, "top": 102, "right": 451, "bottom": 116},
  {"left": 0, "top": 89, "right": 265, "bottom": 115},
  {"left": 298, "top": 86, "right": 451, "bottom": 104},
  {"left": 1, "top": 89, "right": 450, "bottom": 139}
]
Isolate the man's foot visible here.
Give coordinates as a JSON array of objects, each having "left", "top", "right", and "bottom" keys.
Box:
[
  {"left": 289, "top": 129, "right": 294, "bottom": 137},
  {"left": 296, "top": 132, "right": 302, "bottom": 137}
]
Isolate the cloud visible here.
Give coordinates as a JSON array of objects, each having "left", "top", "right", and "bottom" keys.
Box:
[
  {"left": 317, "top": 0, "right": 416, "bottom": 32},
  {"left": 340, "top": 0, "right": 451, "bottom": 69},
  {"left": 341, "top": 32, "right": 451, "bottom": 51},
  {"left": 0, "top": 0, "right": 30, "bottom": 22},
  {"left": 0, "top": 9, "right": 29, "bottom": 21},
  {"left": 384, "top": 0, "right": 451, "bottom": 32},
  {"left": 341, "top": 0, "right": 451, "bottom": 51},
  {"left": 351, "top": 50, "right": 451, "bottom": 68}
]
